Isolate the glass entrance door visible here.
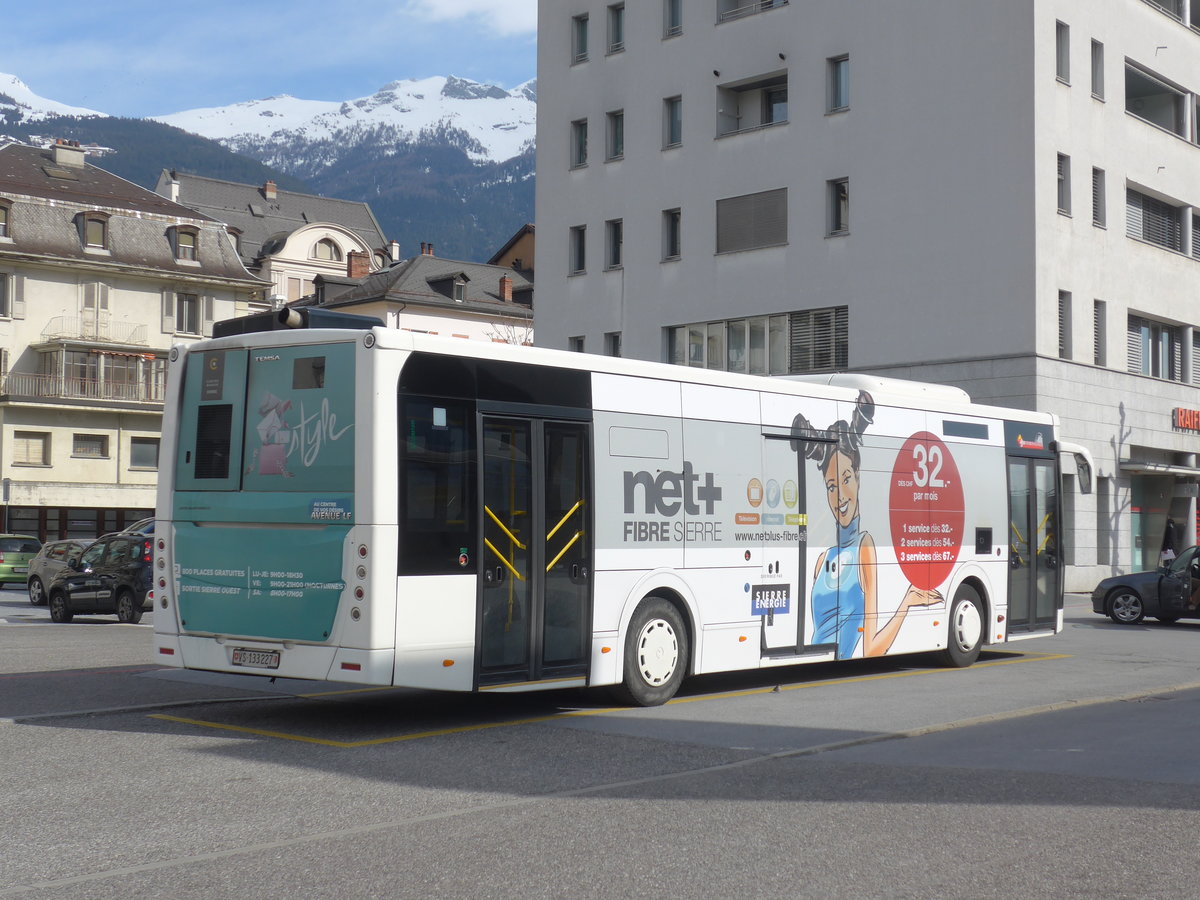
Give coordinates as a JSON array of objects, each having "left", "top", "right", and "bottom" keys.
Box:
[
  {"left": 479, "top": 416, "right": 590, "bottom": 684},
  {"left": 1008, "top": 458, "right": 1060, "bottom": 631}
]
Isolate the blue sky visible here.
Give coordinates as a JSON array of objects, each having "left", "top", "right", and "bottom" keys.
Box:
[{"left": 4, "top": 0, "right": 537, "bottom": 117}]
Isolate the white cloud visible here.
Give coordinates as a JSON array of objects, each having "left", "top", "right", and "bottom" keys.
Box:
[{"left": 404, "top": 0, "right": 536, "bottom": 36}]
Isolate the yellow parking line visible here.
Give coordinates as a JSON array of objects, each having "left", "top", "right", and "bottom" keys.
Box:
[{"left": 148, "top": 651, "right": 1070, "bottom": 747}]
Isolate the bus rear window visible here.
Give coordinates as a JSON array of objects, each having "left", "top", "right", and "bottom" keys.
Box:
[
  {"left": 195, "top": 405, "right": 233, "bottom": 479},
  {"left": 399, "top": 397, "right": 476, "bottom": 575}
]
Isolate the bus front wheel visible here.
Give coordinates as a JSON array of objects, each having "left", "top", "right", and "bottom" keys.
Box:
[
  {"left": 614, "top": 597, "right": 688, "bottom": 707},
  {"left": 937, "top": 584, "right": 984, "bottom": 668}
]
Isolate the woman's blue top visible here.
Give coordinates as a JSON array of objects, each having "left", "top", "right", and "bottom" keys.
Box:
[{"left": 811, "top": 517, "right": 865, "bottom": 658}]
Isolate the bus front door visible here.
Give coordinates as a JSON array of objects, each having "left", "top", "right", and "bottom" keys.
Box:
[
  {"left": 1007, "top": 457, "right": 1060, "bottom": 632},
  {"left": 478, "top": 416, "right": 591, "bottom": 687}
]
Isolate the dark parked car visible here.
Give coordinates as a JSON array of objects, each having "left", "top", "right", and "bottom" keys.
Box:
[
  {"left": 47, "top": 532, "right": 153, "bottom": 624},
  {"left": 0, "top": 534, "right": 42, "bottom": 587},
  {"left": 1092, "top": 545, "right": 1200, "bottom": 624},
  {"left": 27, "top": 539, "right": 93, "bottom": 606}
]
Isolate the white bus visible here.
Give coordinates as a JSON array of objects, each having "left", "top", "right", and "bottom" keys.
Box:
[{"left": 153, "top": 309, "right": 1092, "bottom": 705}]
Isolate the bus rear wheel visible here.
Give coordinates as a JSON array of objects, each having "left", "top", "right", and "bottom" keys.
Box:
[
  {"left": 614, "top": 597, "right": 688, "bottom": 707},
  {"left": 937, "top": 584, "right": 984, "bottom": 668}
]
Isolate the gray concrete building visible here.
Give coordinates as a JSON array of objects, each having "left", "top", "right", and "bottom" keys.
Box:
[{"left": 534, "top": 0, "right": 1200, "bottom": 589}]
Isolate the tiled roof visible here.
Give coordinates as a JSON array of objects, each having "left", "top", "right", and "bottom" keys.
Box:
[
  {"left": 323, "top": 253, "right": 533, "bottom": 316},
  {"left": 0, "top": 143, "right": 216, "bottom": 220},
  {"left": 0, "top": 144, "right": 262, "bottom": 284},
  {"left": 157, "top": 170, "right": 387, "bottom": 265}
]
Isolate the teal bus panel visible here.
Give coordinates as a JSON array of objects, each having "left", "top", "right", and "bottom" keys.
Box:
[
  {"left": 174, "top": 522, "right": 348, "bottom": 642},
  {"left": 242, "top": 342, "right": 357, "bottom": 493},
  {"left": 173, "top": 491, "right": 354, "bottom": 525}
]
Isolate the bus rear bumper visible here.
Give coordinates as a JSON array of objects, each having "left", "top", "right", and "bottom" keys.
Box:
[{"left": 170, "top": 636, "right": 396, "bottom": 685}]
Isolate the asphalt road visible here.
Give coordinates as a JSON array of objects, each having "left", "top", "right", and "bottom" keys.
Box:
[{"left": 3, "top": 587, "right": 1200, "bottom": 899}]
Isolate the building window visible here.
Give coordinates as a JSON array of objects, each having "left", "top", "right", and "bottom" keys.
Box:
[
  {"left": 0, "top": 202, "right": 9, "bottom": 239},
  {"left": 606, "top": 110, "right": 624, "bottom": 160},
  {"left": 717, "top": 73, "right": 788, "bottom": 136},
  {"left": 717, "top": 188, "right": 787, "bottom": 253},
  {"left": 1094, "top": 299, "right": 1107, "bottom": 366},
  {"left": 569, "top": 225, "right": 587, "bottom": 274},
  {"left": 828, "top": 179, "right": 849, "bottom": 235},
  {"left": 313, "top": 238, "right": 342, "bottom": 261},
  {"left": 572, "top": 14, "right": 589, "bottom": 63},
  {"left": 0, "top": 273, "right": 9, "bottom": 318},
  {"left": 1057, "top": 154, "right": 1071, "bottom": 215},
  {"left": 130, "top": 437, "right": 160, "bottom": 470},
  {"left": 607, "top": 3, "right": 625, "bottom": 53},
  {"left": 764, "top": 86, "right": 788, "bottom": 124},
  {"left": 669, "top": 307, "right": 844, "bottom": 375},
  {"left": 569, "top": 336, "right": 585, "bottom": 352},
  {"left": 605, "top": 219, "right": 623, "bottom": 269},
  {"left": 605, "top": 332, "right": 622, "bottom": 357},
  {"left": 1127, "top": 188, "right": 1183, "bottom": 252},
  {"left": 1147, "top": 0, "right": 1185, "bottom": 21},
  {"left": 14, "top": 431, "right": 49, "bottom": 466},
  {"left": 571, "top": 119, "right": 588, "bottom": 168},
  {"left": 172, "top": 227, "right": 198, "bottom": 261},
  {"left": 828, "top": 55, "right": 849, "bottom": 111},
  {"left": 1092, "top": 168, "right": 1106, "bottom": 227},
  {"left": 718, "top": 0, "right": 789, "bottom": 22},
  {"left": 72, "top": 434, "right": 109, "bottom": 459},
  {"left": 664, "top": 0, "right": 682, "bottom": 36},
  {"left": 663, "top": 208, "right": 682, "bottom": 260},
  {"left": 1055, "top": 21, "right": 1070, "bottom": 83},
  {"left": 1127, "top": 314, "right": 1182, "bottom": 381},
  {"left": 1091, "top": 40, "right": 1104, "bottom": 99},
  {"left": 1058, "top": 291, "right": 1072, "bottom": 359},
  {"left": 664, "top": 96, "right": 682, "bottom": 148},
  {"left": 178, "top": 293, "right": 200, "bottom": 334},
  {"left": 79, "top": 213, "right": 109, "bottom": 250},
  {"left": 1126, "top": 64, "right": 1186, "bottom": 137}
]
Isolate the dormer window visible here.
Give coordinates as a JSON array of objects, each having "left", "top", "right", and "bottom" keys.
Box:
[
  {"left": 226, "top": 227, "right": 242, "bottom": 256},
  {"left": 426, "top": 270, "right": 471, "bottom": 302},
  {"left": 171, "top": 225, "right": 199, "bottom": 261},
  {"left": 0, "top": 200, "right": 10, "bottom": 239},
  {"left": 77, "top": 211, "right": 110, "bottom": 251},
  {"left": 313, "top": 238, "right": 342, "bottom": 261}
]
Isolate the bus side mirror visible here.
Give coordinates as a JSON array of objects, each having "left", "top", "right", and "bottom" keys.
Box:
[{"left": 1074, "top": 453, "right": 1093, "bottom": 495}]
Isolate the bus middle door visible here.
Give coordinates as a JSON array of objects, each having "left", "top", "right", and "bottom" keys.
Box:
[{"left": 478, "top": 414, "right": 591, "bottom": 687}]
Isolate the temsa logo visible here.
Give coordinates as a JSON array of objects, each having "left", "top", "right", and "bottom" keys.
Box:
[{"left": 623, "top": 462, "right": 722, "bottom": 516}]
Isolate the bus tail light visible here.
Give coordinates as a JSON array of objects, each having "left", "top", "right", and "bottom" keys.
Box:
[
  {"left": 159, "top": 646, "right": 175, "bottom": 656},
  {"left": 341, "top": 662, "right": 362, "bottom": 672}
]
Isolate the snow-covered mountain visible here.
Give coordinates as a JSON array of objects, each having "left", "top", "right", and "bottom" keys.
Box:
[
  {"left": 0, "top": 73, "right": 105, "bottom": 124},
  {"left": 0, "top": 72, "right": 537, "bottom": 261},
  {"left": 154, "top": 76, "right": 536, "bottom": 166}
]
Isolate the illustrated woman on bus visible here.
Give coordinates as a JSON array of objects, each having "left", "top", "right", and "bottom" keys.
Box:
[{"left": 793, "top": 391, "right": 942, "bottom": 658}]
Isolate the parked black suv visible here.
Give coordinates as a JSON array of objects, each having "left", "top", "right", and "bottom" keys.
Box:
[{"left": 47, "top": 532, "right": 153, "bottom": 624}]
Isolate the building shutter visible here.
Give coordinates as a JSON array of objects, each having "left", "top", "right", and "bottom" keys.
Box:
[
  {"left": 161, "top": 289, "right": 175, "bottom": 333},
  {"left": 10, "top": 274, "right": 23, "bottom": 319},
  {"left": 716, "top": 188, "right": 788, "bottom": 253},
  {"left": 1171, "top": 328, "right": 1183, "bottom": 381},
  {"left": 1127, "top": 188, "right": 1182, "bottom": 251},
  {"left": 202, "top": 296, "right": 215, "bottom": 336},
  {"left": 789, "top": 306, "right": 848, "bottom": 373},
  {"left": 1127, "top": 316, "right": 1145, "bottom": 375}
]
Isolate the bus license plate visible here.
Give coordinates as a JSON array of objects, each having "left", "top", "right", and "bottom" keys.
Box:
[{"left": 231, "top": 648, "right": 280, "bottom": 670}]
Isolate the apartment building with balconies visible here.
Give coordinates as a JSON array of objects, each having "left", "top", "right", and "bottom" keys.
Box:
[
  {"left": 535, "top": 0, "right": 1200, "bottom": 588},
  {"left": 0, "top": 140, "right": 266, "bottom": 539}
]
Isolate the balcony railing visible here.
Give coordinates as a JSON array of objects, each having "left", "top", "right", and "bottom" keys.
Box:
[
  {"left": 718, "top": 0, "right": 788, "bottom": 23},
  {"left": 0, "top": 372, "right": 165, "bottom": 404},
  {"left": 41, "top": 316, "right": 148, "bottom": 345}
]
